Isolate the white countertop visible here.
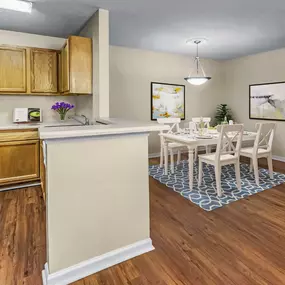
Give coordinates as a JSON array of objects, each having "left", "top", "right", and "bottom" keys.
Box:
[
  {"left": 0, "top": 120, "right": 82, "bottom": 130},
  {"left": 39, "top": 118, "right": 169, "bottom": 140}
]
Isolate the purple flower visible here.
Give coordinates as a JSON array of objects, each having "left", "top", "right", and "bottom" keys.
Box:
[{"left": 51, "top": 101, "right": 75, "bottom": 116}]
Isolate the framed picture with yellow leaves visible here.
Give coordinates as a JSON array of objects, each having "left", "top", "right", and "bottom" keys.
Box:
[{"left": 151, "top": 82, "right": 185, "bottom": 120}]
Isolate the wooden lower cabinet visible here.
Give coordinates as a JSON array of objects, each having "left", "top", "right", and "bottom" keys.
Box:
[{"left": 0, "top": 130, "right": 40, "bottom": 187}]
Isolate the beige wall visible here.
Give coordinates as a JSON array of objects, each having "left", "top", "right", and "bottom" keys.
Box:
[
  {"left": 0, "top": 30, "right": 76, "bottom": 123},
  {"left": 109, "top": 45, "right": 224, "bottom": 154},
  {"left": 223, "top": 48, "right": 285, "bottom": 158},
  {"left": 79, "top": 9, "right": 110, "bottom": 120},
  {"left": 46, "top": 134, "right": 150, "bottom": 273},
  {"left": 0, "top": 96, "right": 76, "bottom": 123}
]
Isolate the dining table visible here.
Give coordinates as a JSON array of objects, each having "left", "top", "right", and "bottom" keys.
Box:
[{"left": 160, "top": 129, "right": 257, "bottom": 190}]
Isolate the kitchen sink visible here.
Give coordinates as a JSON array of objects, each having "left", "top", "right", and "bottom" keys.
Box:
[
  {"left": 44, "top": 124, "right": 83, "bottom": 128},
  {"left": 43, "top": 121, "right": 110, "bottom": 128}
]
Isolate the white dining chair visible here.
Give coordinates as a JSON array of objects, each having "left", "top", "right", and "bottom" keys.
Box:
[
  {"left": 240, "top": 122, "right": 276, "bottom": 186},
  {"left": 157, "top": 118, "right": 187, "bottom": 173},
  {"left": 192, "top": 117, "right": 211, "bottom": 128},
  {"left": 191, "top": 117, "right": 212, "bottom": 160},
  {"left": 198, "top": 124, "right": 244, "bottom": 197}
]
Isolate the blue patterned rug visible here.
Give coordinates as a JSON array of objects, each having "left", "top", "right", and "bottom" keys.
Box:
[{"left": 149, "top": 160, "right": 285, "bottom": 211}]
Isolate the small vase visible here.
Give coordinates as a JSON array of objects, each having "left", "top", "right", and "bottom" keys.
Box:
[{"left": 59, "top": 113, "right": 66, "bottom": 121}]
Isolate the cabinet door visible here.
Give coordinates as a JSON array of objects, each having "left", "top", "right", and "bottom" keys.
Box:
[
  {"left": 31, "top": 49, "right": 58, "bottom": 93},
  {"left": 69, "top": 36, "right": 92, "bottom": 94},
  {"left": 58, "top": 52, "right": 63, "bottom": 93},
  {"left": 61, "top": 42, "right": 70, "bottom": 92},
  {"left": 0, "top": 140, "right": 40, "bottom": 185},
  {"left": 0, "top": 46, "right": 26, "bottom": 93}
]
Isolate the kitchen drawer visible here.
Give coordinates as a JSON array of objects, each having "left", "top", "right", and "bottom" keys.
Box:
[{"left": 0, "top": 129, "right": 38, "bottom": 142}]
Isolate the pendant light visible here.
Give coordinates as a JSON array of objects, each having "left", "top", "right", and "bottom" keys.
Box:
[{"left": 184, "top": 39, "right": 211, "bottom": 85}]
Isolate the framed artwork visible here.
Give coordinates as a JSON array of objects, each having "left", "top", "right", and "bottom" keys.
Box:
[
  {"left": 249, "top": 81, "right": 285, "bottom": 121},
  {"left": 151, "top": 82, "right": 185, "bottom": 120}
]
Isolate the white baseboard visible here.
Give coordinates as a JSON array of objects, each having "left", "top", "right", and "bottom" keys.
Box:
[
  {"left": 272, "top": 155, "right": 285, "bottom": 163},
  {"left": 0, "top": 182, "right": 40, "bottom": 192},
  {"left": 42, "top": 238, "right": 154, "bottom": 285},
  {"left": 148, "top": 152, "right": 160, "bottom": 158}
]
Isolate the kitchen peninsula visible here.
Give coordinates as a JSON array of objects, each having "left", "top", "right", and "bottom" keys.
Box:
[{"left": 40, "top": 118, "right": 168, "bottom": 285}]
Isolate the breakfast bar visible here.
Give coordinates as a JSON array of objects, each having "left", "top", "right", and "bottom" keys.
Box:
[{"left": 39, "top": 118, "right": 168, "bottom": 285}]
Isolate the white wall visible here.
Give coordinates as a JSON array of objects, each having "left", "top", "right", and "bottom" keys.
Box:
[
  {"left": 223, "top": 48, "right": 285, "bottom": 158},
  {"left": 109, "top": 45, "right": 224, "bottom": 154},
  {"left": 46, "top": 133, "right": 150, "bottom": 273},
  {"left": 78, "top": 9, "right": 110, "bottom": 120},
  {"left": 0, "top": 30, "right": 76, "bottom": 123}
]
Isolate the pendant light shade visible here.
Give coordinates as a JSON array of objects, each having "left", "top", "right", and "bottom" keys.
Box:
[
  {"left": 184, "top": 39, "right": 211, "bottom": 85},
  {"left": 185, "top": 77, "right": 211, "bottom": 85}
]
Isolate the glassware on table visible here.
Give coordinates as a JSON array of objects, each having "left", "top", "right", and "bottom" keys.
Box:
[
  {"left": 198, "top": 117, "right": 205, "bottom": 136},
  {"left": 189, "top": 122, "right": 196, "bottom": 135}
]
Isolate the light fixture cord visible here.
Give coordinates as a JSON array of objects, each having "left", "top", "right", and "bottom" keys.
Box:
[
  {"left": 196, "top": 42, "right": 199, "bottom": 74},
  {"left": 187, "top": 40, "right": 207, "bottom": 77}
]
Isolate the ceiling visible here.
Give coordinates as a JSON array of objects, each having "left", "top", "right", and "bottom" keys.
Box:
[{"left": 1, "top": 0, "right": 285, "bottom": 59}]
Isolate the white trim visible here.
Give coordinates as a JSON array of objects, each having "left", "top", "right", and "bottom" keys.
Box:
[
  {"left": 42, "top": 238, "right": 154, "bottom": 285},
  {"left": 0, "top": 182, "right": 40, "bottom": 192},
  {"left": 272, "top": 155, "right": 285, "bottom": 163},
  {"left": 149, "top": 152, "right": 161, "bottom": 158}
]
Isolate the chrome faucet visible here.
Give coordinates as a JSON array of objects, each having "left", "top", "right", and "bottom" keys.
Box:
[
  {"left": 81, "top": 115, "right": 90, "bottom": 125},
  {"left": 69, "top": 115, "right": 90, "bottom": 125}
]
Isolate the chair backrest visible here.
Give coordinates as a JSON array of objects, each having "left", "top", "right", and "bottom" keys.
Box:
[
  {"left": 253, "top": 123, "right": 276, "bottom": 154},
  {"left": 157, "top": 118, "right": 181, "bottom": 134},
  {"left": 191, "top": 117, "right": 211, "bottom": 128},
  {"left": 216, "top": 124, "right": 244, "bottom": 161},
  {"left": 189, "top": 121, "right": 197, "bottom": 132}
]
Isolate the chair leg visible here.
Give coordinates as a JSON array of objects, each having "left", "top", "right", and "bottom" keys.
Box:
[
  {"left": 215, "top": 165, "right": 222, "bottom": 197},
  {"left": 160, "top": 146, "right": 164, "bottom": 168},
  {"left": 249, "top": 158, "right": 253, "bottom": 172},
  {"left": 198, "top": 160, "right": 203, "bottom": 187},
  {"left": 252, "top": 158, "right": 259, "bottom": 186},
  {"left": 234, "top": 162, "right": 241, "bottom": 190},
  {"left": 195, "top": 147, "right": 198, "bottom": 161},
  {"left": 177, "top": 150, "right": 181, "bottom": 164},
  {"left": 170, "top": 149, "right": 174, "bottom": 174},
  {"left": 267, "top": 154, "right": 274, "bottom": 179}
]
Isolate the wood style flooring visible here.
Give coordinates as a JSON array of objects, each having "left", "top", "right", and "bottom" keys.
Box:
[{"left": 0, "top": 158, "right": 285, "bottom": 284}]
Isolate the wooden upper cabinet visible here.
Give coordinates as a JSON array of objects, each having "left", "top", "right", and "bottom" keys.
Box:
[
  {"left": 61, "top": 36, "right": 92, "bottom": 95},
  {"left": 0, "top": 37, "right": 92, "bottom": 96},
  {"left": 0, "top": 46, "right": 26, "bottom": 93},
  {"left": 30, "top": 48, "right": 58, "bottom": 93},
  {"left": 61, "top": 41, "right": 70, "bottom": 93}
]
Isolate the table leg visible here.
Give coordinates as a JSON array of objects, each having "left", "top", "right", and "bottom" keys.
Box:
[
  {"left": 164, "top": 140, "right": 169, "bottom": 175},
  {"left": 188, "top": 146, "right": 195, "bottom": 190}
]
